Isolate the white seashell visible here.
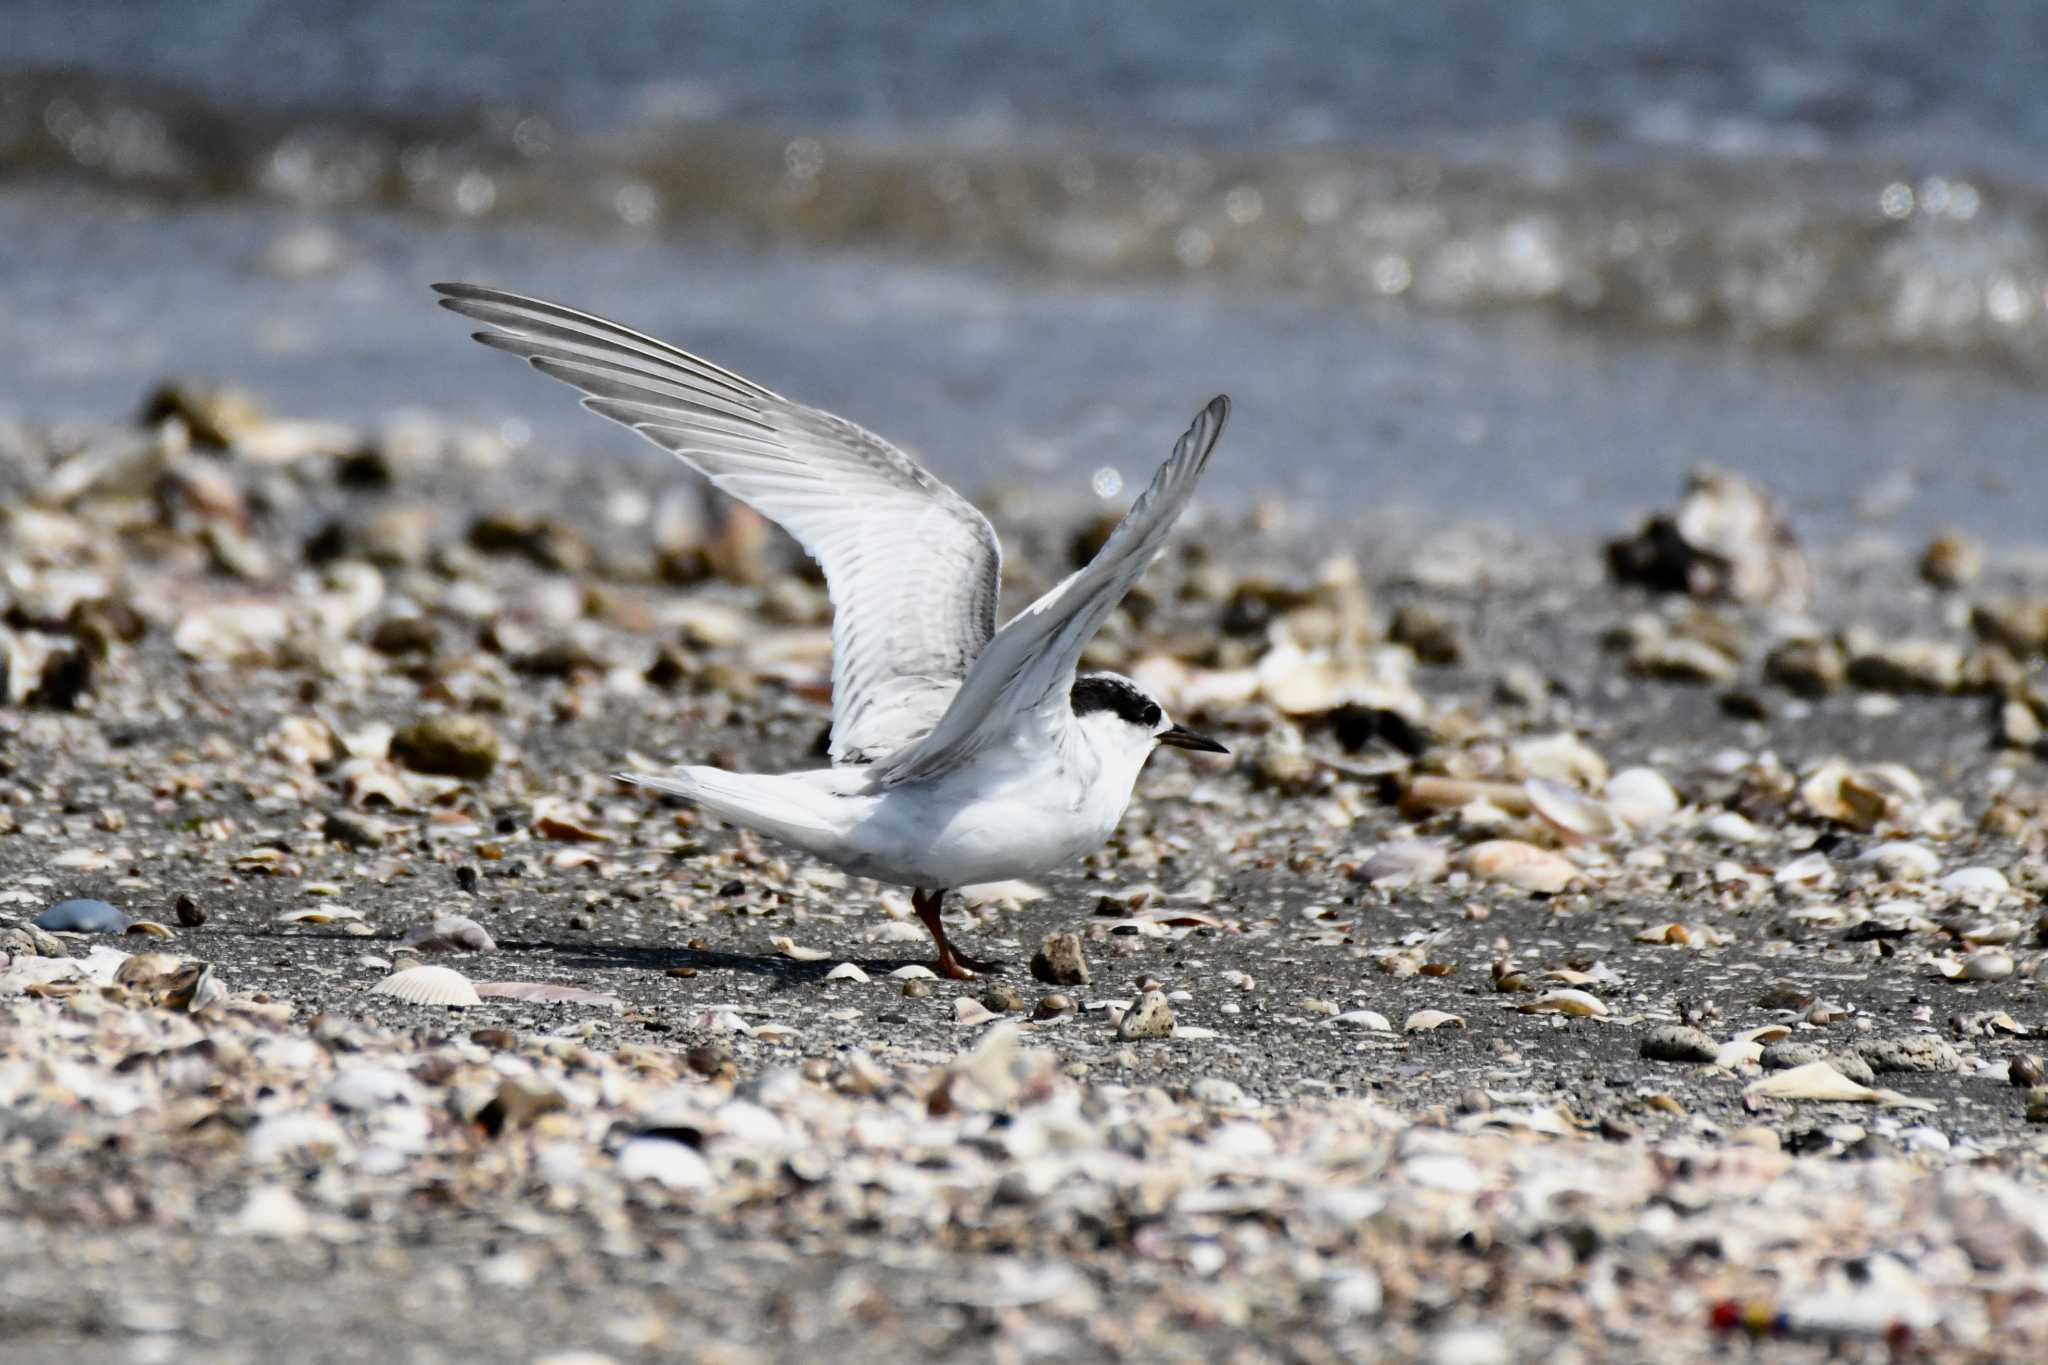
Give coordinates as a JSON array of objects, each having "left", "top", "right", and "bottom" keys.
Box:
[
  {"left": 231, "top": 1186, "right": 314, "bottom": 1240},
  {"left": 1404, "top": 1009, "right": 1465, "bottom": 1032},
  {"left": 370, "top": 965, "right": 481, "bottom": 1007},
  {"left": 954, "top": 997, "right": 998, "bottom": 1026},
  {"left": 246, "top": 1110, "right": 347, "bottom": 1162},
  {"left": 888, "top": 964, "right": 938, "bottom": 980},
  {"left": 1516, "top": 989, "right": 1609, "bottom": 1018},
  {"left": 770, "top": 936, "right": 829, "bottom": 962},
  {"left": 616, "top": 1136, "right": 713, "bottom": 1190},
  {"left": 1703, "top": 810, "right": 1763, "bottom": 843},
  {"left": 1605, "top": 768, "right": 1680, "bottom": 830},
  {"left": 824, "top": 962, "right": 870, "bottom": 983},
  {"left": 1741, "top": 1061, "right": 1938, "bottom": 1107},
  {"left": 1356, "top": 840, "right": 1448, "bottom": 887},
  {"left": 1331, "top": 1009, "right": 1393, "bottom": 1031},
  {"left": 1860, "top": 841, "right": 1940, "bottom": 882},
  {"left": 1961, "top": 951, "right": 2015, "bottom": 982},
  {"left": 1461, "top": 840, "right": 1578, "bottom": 894},
  {"left": 1773, "top": 851, "right": 1835, "bottom": 888},
  {"left": 277, "top": 906, "right": 365, "bottom": 925},
  {"left": 1524, "top": 778, "right": 1621, "bottom": 845},
  {"left": 1937, "top": 866, "right": 2009, "bottom": 904},
  {"left": 1508, "top": 733, "right": 1609, "bottom": 786},
  {"left": 325, "top": 1066, "right": 421, "bottom": 1111}
]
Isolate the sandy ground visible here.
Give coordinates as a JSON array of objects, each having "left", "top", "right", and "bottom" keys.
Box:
[{"left": 3, "top": 395, "right": 2048, "bottom": 1362}]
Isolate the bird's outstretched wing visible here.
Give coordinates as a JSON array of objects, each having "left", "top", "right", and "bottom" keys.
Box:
[
  {"left": 433, "top": 283, "right": 1002, "bottom": 764},
  {"left": 869, "top": 395, "right": 1229, "bottom": 787}
]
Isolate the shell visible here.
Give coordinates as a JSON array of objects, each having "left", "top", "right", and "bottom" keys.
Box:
[
  {"left": 1355, "top": 840, "right": 1449, "bottom": 888},
  {"left": 1523, "top": 778, "right": 1621, "bottom": 845},
  {"left": 824, "top": 963, "right": 870, "bottom": 983},
  {"left": 1461, "top": 840, "right": 1578, "bottom": 894},
  {"left": 370, "top": 965, "right": 481, "bottom": 1007},
  {"left": 403, "top": 914, "right": 496, "bottom": 953},
  {"left": 277, "top": 906, "right": 365, "bottom": 925},
  {"left": 1860, "top": 841, "right": 1941, "bottom": 882},
  {"left": 1403, "top": 1009, "right": 1465, "bottom": 1033},
  {"left": 1516, "top": 989, "right": 1609, "bottom": 1018},
  {"left": 1604, "top": 768, "right": 1680, "bottom": 830}
]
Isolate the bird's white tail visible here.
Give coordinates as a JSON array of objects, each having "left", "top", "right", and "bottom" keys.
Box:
[{"left": 618, "top": 766, "right": 848, "bottom": 855}]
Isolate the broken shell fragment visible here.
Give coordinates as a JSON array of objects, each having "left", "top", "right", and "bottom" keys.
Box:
[
  {"left": 371, "top": 965, "right": 482, "bottom": 1007},
  {"left": 1462, "top": 840, "right": 1579, "bottom": 894},
  {"left": 1517, "top": 989, "right": 1609, "bottom": 1018},
  {"left": 1523, "top": 778, "right": 1621, "bottom": 845}
]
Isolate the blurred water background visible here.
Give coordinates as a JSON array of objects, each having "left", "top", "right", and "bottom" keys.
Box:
[{"left": 3, "top": 1, "right": 2045, "bottom": 541}]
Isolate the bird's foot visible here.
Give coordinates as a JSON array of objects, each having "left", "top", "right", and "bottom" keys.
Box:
[{"left": 933, "top": 947, "right": 1007, "bottom": 980}]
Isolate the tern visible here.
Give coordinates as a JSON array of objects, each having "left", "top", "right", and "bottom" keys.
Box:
[{"left": 434, "top": 283, "right": 1230, "bottom": 979}]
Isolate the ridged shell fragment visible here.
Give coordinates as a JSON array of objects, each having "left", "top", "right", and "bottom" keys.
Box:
[
  {"left": 371, "top": 965, "right": 481, "bottom": 1007},
  {"left": 1516, "top": 989, "right": 1609, "bottom": 1018},
  {"left": 1523, "top": 778, "right": 1620, "bottom": 845}
]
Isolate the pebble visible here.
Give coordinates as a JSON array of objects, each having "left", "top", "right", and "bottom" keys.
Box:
[
  {"left": 389, "top": 714, "right": 501, "bottom": 779},
  {"left": 979, "top": 983, "right": 1028, "bottom": 1014},
  {"left": 1639, "top": 1025, "right": 1719, "bottom": 1063},
  {"left": 1117, "top": 990, "right": 1175, "bottom": 1040},
  {"left": 1856, "top": 1037, "right": 1963, "bottom": 1075},
  {"left": 1764, "top": 637, "right": 1845, "bottom": 695},
  {"left": 1030, "top": 932, "right": 1090, "bottom": 986},
  {"left": 1919, "top": 530, "right": 1983, "bottom": 588},
  {"left": 34, "top": 899, "right": 128, "bottom": 934}
]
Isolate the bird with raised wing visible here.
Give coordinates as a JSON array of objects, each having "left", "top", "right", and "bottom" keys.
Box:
[{"left": 434, "top": 283, "right": 1230, "bottom": 979}]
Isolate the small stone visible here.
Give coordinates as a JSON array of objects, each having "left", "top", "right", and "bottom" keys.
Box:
[
  {"left": 2010, "top": 1055, "right": 2045, "bottom": 1088},
  {"left": 1845, "top": 639, "right": 1963, "bottom": 694},
  {"left": 2028, "top": 1086, "right": 2048, "bottom": 1125},
  {"left": 1639, "top": 1025, "right": 1718, "bottom": 1064},
  {"left": 1971, "top": 598, "right": 2048, "bottom": 657},
  {"left": 902, "top": 980, "right": 932, "bottom": 999},
  {"left": 323, "top": 811, "right": 392, "bottom": 848},
  {"left": 1117, "top": 990, "right": 1175, "bottom": 1040},
  {"left": 1856, "top": 1036, "right": 1963, "bottom": 1075},
  {"left": 1920, "top": 531, "right": 1984, "bottom": 589},
  {"left": 468, "top": 510, "right": 590, "bottom": 573},
  {"left": 390, "top": 714, "right": 500, "bottom": 779},
  {"left": 1388, "top": 603, "right": 1468, "bottom": 665},
  {"left": 1031, "top": 993, "right": 1074, "bottom": 1020},
  {"left": 1764, "top": 637, "right": 1846, "bottom": 696},
  {"left": 34, "top": 898, "right": 128, "bottom": 934},
  {"left": 1630, "top": 635, "right": 1738, "bottom": 685},
  {"left": 369, "top": 615, "right": 439, "bottom": 657},
  {"left": 685, "top": 1043, "right": 732, "bottom": 1077},
  {"left": 1030, "top": 932, "right": 1090, "bottom": 986},
  {"left": 979, "top": 983, "right": 1028, "bottom": 1014},
  {"left": 1759, "top": 1041, "right": 1827, "bottom": 1072},
  {"left": 173, "top": 893, "right": 207, "bottom": 927},
  {"left": 1824, "top": 1051, "right": 1876, "bottom": 1086}
]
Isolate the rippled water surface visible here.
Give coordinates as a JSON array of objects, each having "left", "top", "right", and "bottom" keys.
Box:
[{"left": 3, "top": 3, "right": 2044, "bottom": 541}]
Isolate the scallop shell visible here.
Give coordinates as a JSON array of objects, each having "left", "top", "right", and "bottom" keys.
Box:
[
  {"left": 1516, "top": 989, "right": 1609, "bottom": 1018},
  {"left": 278, "top": 906, "right": 365, "bottom": 925},
  {"left": 1523, "top": 778, "right": 1621, "bottom": 845},
  {"left": 370, "top": 965, "right": 481, "bottom": 1007},
  {"left": 1604, "top": 768, "right": 1680, "bottom": 830}
]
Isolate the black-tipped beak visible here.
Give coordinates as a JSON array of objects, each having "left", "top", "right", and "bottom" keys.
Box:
[{"left": 1156, "top": 725, "right": 1229, "bottom": 755}]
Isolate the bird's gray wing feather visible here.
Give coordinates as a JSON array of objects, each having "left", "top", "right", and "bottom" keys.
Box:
[
  {"left": 433, "top": 283, "right": 1001, "bottom": 764},
  {"left": 868, "top": 395, "right": 1229, "bottom": 787}
]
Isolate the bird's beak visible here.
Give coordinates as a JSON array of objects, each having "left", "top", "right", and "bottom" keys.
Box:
[{"left": 1156, "top": 725, "right": 1229, "bottom": 755}]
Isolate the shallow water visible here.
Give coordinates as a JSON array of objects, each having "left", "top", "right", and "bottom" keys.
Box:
[{"left": 2, "top": 4, "right": 2044, "bottom": 545}]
